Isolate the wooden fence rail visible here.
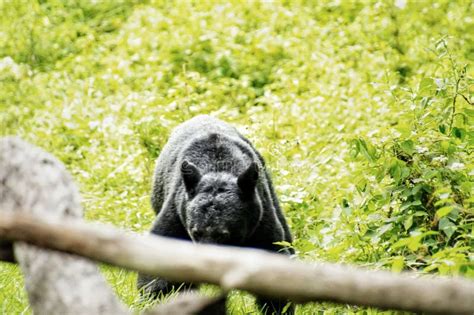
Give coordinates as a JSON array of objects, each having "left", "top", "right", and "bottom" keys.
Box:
[{"left": 1, "top": 212, "right": 473, "bottom": 314}]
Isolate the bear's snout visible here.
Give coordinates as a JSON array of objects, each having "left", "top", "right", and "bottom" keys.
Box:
[{"left": 189, "top": 226, "right": 230, "bottom": 244}]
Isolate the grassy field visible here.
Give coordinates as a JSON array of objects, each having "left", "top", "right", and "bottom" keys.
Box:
[{"left": 0, "top": 1, "right": 472, "bottom": 314}]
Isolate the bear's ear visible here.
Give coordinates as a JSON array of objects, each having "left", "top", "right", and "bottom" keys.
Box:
[
  {"left": 238, "top": 162, "right": 259, "bottom": 195},
  {"left": 181, "top": 160, "right": 201, "bottom": 195}
]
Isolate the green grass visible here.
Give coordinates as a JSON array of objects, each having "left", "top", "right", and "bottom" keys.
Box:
[{"left": 0, "top": 0, "right": 472, "bottom": 314}]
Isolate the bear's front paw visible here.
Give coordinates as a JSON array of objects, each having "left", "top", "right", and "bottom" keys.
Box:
[{"left": 137, "top": 273, "right": 196, "bottom": 300}]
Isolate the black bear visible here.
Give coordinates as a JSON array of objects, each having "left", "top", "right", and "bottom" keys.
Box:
[{"left": 137, "top": 115, "right": 294, "bottom": 314}]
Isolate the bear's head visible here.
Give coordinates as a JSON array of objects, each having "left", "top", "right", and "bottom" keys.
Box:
[{"left": 180, "top": 160, "right": 262, "bottom": 245}]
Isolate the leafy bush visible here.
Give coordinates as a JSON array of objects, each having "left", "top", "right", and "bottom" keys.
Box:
[{"left": 349, "top": 40, "right": 473, "bottom": 275}]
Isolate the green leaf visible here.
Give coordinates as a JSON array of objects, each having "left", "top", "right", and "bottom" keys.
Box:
[
  {"left": 404, "top": 215, "right": 414, "bottom": 230},
  {"left": 353, "top": 138, "right": 378, "bottom": 162},
  {"left": 413, "top": 211, "right": 428, "bottom": 217},
  {"left": 451, "top": 127, "right": 465, "bottom": 140},
  {"left": 423, "top": 264, "right": 439, "bottom": 273},
  {"left": 282, "top": 302, "right": 293, "bottom": 313},
  {"left": 440, "top": 140, "right": 450, "bottom": 152},
  {"left": 389, "top": 161, "right": 401, "bottom": 182},
  {"left": 400, "top": 200, "right": 421, "bottom": 211},
  {"left": 400, "top": 165, "right": 411, "bottom": 180},
  {"left": 418, "top": 77, "right": 435, "bottom": 95},
  {"left": 400, "top": 140, "right": 414, "bottom": 155},
  {"left": 420, "top": 96, "right": 432, "bottom": 108},
  {"left": 423, "top": 169, "right": 438, "bottom": 180},
  {"left": 392, "top": 237, "right": 411, "bottom": 249},
  {"left": 391, "top": 256, "right": 405, "bottom": 273},
  {"left": 438, "top": 217, "right": 456, "bottom": 239},
  {"left": 377, "top": 223, "right": 393, "bottom": 237},
  {"left": 407, "top": 236, "right": 422, "bottom": 251},
  {"left": 436, "top": 206, "right": 453, "bottom": 219},
  {"left": 438, "top": 124, "right": 447, "bottom": 134},
  {"left": 274, "top": 241, "right": 292, "bottom": 248}
]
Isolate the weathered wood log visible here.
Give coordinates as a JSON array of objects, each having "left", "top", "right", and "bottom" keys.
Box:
[
  {"left": 0, "top": 212, "right": 473, "bottom": 314},
  {"left": 0, "top": 137, "right": 128, "bottom": 315}
]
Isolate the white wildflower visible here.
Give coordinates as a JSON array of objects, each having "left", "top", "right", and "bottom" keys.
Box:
[
  {"left": 432, "top": 156, "right": 448, "bottom": 164},
  {"left": 395, "top": 0, "right": 407, "bottom": 9},
  {"left": 0, "top": 56, "right": 22, "bottom": 80},
  {"left": 415, "top": 146, "right": 428, "bottom": 154},
  {"left": 449, "top": 162, "right": 465, "bottom": 171}
]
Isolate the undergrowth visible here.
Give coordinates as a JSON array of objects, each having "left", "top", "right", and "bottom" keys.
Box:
[{"left": 0, "top": 1, "right": 472, "bottom": 314}]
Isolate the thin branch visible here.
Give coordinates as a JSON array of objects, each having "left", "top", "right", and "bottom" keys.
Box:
[
  {"left": 458, "top": 93, "right": 473, "bottom": 105},
  {"left": 449, "top": 75, "right": 462, "bottom": 132}
]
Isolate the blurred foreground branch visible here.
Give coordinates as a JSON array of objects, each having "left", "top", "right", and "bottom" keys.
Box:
[{"left": 0, "top": 211, "right": 473, "bottom": 314}]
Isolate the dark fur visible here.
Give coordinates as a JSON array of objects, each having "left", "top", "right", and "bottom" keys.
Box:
[{"left": 137, "top": 115, "right": 294, "bottom": 314}]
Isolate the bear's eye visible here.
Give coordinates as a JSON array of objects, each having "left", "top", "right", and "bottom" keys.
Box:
[{"left": 217, "top": 187, "right": 227, "bottom": 193}]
